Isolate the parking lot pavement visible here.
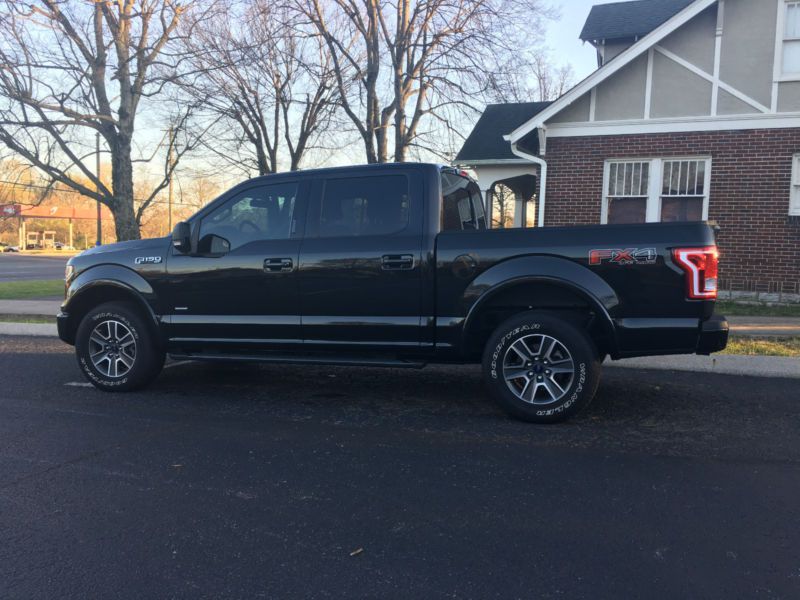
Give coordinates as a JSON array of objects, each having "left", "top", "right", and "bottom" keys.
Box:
[
  {"left": 0, "top": 254, "right": 69, "bottom": 282},
  {"left": 1, "top": 335, "right": 799, "bottom": 599}
]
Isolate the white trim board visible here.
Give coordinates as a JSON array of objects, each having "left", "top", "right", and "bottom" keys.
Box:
[
  {"left": 507, "top": 0, "right": 718, "bottom": 144},
  {"left": 545, "top": 113, "right": 800, "bottom": 137}
]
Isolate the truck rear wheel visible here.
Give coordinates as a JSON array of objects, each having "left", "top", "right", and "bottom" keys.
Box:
[
  {"left": 482, "top": 312, "right": 601, "bottom": 423},
  {"left": 75, "top": 301, "right": 165, "bottom": 392}
]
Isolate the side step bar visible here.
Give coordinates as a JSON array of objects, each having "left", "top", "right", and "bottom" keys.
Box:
[{"left": 168, "top": 352, "right": 427, "bottom": 369}]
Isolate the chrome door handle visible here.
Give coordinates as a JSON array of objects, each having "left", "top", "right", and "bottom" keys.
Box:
[
  {"left": 264, "top": 258, "right": 293, "bottom": 273},
  {"left": 381, "top": 254, "right": 414, "bottom": 270}
]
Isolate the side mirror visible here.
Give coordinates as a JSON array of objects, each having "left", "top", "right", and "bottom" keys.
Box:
[{"left": 172, "top": 221, "right": 191, "bottom": 254}]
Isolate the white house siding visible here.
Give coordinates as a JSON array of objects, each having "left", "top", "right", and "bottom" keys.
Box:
[
  {"left": 546, "top": 0, "right": 799, "bottom": 126},
  {"left": 595, "top": 55, "right": 649, "bottom": 120},
  {"left": 719, "top": 0, "right": 777, "bottom": 110}
]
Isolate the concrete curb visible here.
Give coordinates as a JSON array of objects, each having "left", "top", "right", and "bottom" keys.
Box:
[
  {"left": 608, "top": 354, "right": 800, "bottom": 379},
  {"left": 0, "top": 323, "right": 58, "bottom": 337}
]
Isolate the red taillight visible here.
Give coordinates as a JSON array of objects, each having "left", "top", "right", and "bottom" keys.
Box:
[{"left": 672, "top": 246, "right": 719, "bottom": 300}]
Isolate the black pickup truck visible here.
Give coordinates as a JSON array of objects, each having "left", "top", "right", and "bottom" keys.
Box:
[{"left": 58, "top": 163, "right": 728, "bottom": 423}]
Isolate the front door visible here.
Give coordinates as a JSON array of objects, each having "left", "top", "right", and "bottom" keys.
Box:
[
  {"left": 163, "top": 180, "right": 307, "bottom": 351},
  {"left": 298, "top": 170, "right": 424, "bottom": 350}
]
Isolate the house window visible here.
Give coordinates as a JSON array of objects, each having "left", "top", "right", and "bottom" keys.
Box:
[
  {"left": 791, "top": 154, "right": 800, "bottom": 215},
  {"left": 782, "top": 1, "right": 800, "bottom": 76},
  {"left": 605, "top": 161, "right": 650, "bottom": 224},
  {"left": 603, "top": 158, "right": 711, "bottom": 224}
]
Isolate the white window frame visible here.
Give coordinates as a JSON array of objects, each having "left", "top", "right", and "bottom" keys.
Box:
[
  {"left": 602, "top": 157, "right": 712, "bottom": 224},
  {"left": 791, "top": 154, "right": 800, "bottom": 215},
  {"left": 778, "top": 0, "right": 800, "bottom": 81}
]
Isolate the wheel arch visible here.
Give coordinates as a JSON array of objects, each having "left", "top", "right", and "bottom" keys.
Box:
[
  {"left": 62, "top": 266, "right": 162, "bottom": 344},
  {"left": 461, "top": 256, "right": 620, "bottom": 358}
]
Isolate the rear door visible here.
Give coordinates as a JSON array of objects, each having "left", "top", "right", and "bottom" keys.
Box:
[{"left": 298, "top": 169, "right": 425, "bottom": 349}]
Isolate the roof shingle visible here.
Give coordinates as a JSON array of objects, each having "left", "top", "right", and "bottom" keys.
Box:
[
  {"left": 455, "top": 102, "right": 551, "bottom": 163},
  {"left": 580, "top": 0, "right": 696, "bottom": 42}
]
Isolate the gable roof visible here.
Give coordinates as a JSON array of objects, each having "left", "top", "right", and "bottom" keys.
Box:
[
  {"left": 580, "top": 0, "right": 696, "bottom": 43},
  {"left": 455, "top": 102, "right": 552, "bottom": 163},
  {"left": 507, "top": 0, "right": 716, "bottom": 147}
]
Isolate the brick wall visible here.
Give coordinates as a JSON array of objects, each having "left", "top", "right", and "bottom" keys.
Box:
[{"left": 545, "top": 128, "right": 800, "bottom": 298}]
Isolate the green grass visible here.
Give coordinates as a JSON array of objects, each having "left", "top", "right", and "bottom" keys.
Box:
[
  {"left": 0, "top": 314, "right": 54, "bottom": 324},
  {"left": 0, "top": 279, "right": 63, "bottom": 300},
  {"left": 722, "top": 337, "right": 800, "bottom": 357},
  {"left": 716, "top": 300, "right": 800, "bottom": 318}
]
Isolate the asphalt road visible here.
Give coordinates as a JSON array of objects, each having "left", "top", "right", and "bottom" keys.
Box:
[
  {"left": 0, "top": 254, "right": 69, "bottom": 282},
  {"left": 1, "top": 335, "right": 799, "bottom": 599}
]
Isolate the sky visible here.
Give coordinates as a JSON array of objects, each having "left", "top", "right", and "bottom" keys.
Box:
[{"left": 546, "top": 0, "right": 610, "bottom": 81}]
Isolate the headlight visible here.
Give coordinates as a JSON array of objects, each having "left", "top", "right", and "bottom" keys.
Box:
[{"left": 65, "top": 264, "right": 75, "bottom": 282}]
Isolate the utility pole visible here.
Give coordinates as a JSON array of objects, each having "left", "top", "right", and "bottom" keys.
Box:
[
  {"left": 167, "top": 126, "right": 174, "bottom": 232},
  {"left": 95, "top": 132, "right": 102, "bottom": 246}
]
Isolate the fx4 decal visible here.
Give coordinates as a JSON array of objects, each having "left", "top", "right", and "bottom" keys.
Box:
[
  {"left": 134, "top": 256, "right": 163, "bottom": 265},
  {"left": 589, "top": 248, "right": 657, "bottom": 266}
]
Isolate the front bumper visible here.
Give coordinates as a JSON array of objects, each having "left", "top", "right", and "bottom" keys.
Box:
[
  {"left": 697, "top": 315, "right": 729, "bottom": 355},
  {"left": 56, "top": 311, "right": 74, "bottom": 345}
]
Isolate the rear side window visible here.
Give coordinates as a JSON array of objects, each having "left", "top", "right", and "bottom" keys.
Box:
[
  {"left": 441, "top": 173, "right": 486, "bottom": 231},
  {"left": 318, "top": 175, "right": 409, "bottom": 237}
]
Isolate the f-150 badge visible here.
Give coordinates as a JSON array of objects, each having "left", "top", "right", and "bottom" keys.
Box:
[
  {"left": 134, "top": 256, "right": 163, "bottom": 265},
  {"left": 589, "top": 248, "right": 657, "bottom": 265}
]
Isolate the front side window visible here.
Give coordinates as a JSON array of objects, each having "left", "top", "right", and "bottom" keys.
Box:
[
  {"left": 318, "top": 175, "right": 409, "bottom": 237},
  {"left": 198, "top": 182, "right": 297, "bottom": 254},
  {"left": 783, "top": 1, "right": 800, "bottom": 76},
  {"left": 603, "top": 158, "right": 710, "bottom": 225}
]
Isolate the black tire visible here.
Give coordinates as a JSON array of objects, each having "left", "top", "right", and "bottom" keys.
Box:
[
  {"left": 75, "top": 301, "right": 165, "bottom": 392},
  {"left": 482, "top": 312, "right": 601, "bottom": 424}
]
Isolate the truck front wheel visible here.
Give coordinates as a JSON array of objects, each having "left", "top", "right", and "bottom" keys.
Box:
[
  {"left": 482, "top": 312, "right": 601, "bottom": 423},
  {"left": 75, "top": 301, "right": 165, "bottom": 392}
]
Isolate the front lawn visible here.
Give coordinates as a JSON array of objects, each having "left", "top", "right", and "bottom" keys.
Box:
[
  {"left": 0, "top": 279, "right": 64, "bottom": 300},
  {"left": 722, "top": 337, "right": 800, "bottom": 357},
  {"left": 715, "top": 300, "right": 800, "bottom": 318}
]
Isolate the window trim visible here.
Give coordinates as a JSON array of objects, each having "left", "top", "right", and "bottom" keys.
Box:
[
  {"left": 791, "top": 154, "right": 800, "bottom": 216},
  {"left": 601, "top": 157, "right": 712, "bottom": 225},
  {"left": 778, "top": 0, "right": 800, "bottom": 81}
]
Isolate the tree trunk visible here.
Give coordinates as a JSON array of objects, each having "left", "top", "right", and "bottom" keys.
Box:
[{"left": 110, "top": 134, "right": 140, "bottom": 241}]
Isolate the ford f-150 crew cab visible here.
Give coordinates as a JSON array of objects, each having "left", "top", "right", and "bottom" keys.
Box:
[{"left": 58, "top": 163, "right": 729, "bottom": 423}]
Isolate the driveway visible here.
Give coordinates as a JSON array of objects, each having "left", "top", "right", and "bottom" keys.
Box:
[{"left": 1, "top": 335, "right": 799, "bottom": 599}]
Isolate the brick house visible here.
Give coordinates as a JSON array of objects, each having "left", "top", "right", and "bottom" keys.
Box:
[{"left": 456, "top": 0, "right": 800, "bottom": 302}]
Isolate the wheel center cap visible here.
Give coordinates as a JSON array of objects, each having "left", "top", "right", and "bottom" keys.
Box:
[{"left": 534, "top": 364, "right": 544, "bottom": 374}]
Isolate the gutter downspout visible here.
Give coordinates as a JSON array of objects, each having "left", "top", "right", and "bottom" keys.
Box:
[{"left": 508, "top": 141, "right": 547, "bottom": 228}]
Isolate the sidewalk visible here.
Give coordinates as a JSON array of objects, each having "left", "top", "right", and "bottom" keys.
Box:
[{"left": 0, "top": 299, "right": 61, "bottom": 315}]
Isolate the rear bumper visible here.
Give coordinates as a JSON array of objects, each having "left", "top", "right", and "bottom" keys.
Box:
[
  {"left": 57, "top": 311, "right": 74, "bottom": 345},
  {"left": 697, "top": 315, "right": 729, "bottom": 355}
]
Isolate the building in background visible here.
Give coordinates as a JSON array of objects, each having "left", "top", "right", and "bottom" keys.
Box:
[{"left": 457, "top": 0, "right": 800, "bottom": 302}]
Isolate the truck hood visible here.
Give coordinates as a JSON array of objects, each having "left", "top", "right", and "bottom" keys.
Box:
[{"left": 76, "top": 237, "right": 170, "bottom": 258}]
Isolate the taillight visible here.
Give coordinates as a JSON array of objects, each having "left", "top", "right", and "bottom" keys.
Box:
[{"left": 672, "top": 246, "right": 719, "bottom": 300}]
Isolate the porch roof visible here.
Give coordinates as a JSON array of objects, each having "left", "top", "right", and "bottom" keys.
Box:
[{"left": 455, "top": 102, "right": 551, "bottom": 163}]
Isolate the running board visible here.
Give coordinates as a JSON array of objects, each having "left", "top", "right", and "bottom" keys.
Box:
[{"left": 168, "top": 352, "right": 427, "bottom": 369}]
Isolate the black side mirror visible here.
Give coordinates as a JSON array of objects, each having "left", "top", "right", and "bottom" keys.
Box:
[{"left": 172, "top": 221, "right": 191, "bottom": 254}]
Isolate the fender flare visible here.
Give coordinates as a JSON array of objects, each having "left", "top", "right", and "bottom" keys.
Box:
[
  {"left": 64, "top": 264, "right": 161, "bottom": 327},
  {"left": 461, "top": 256, "right": 620, "bottom": 352}
]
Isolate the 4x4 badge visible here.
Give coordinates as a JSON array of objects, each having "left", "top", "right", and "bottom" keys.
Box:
[{"left": 589, "top": 248, "right": 657, "bottom": 265}]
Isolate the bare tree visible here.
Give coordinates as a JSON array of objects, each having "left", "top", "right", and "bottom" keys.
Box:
[
  {"left": 0, "top": 1, "right": 206, "bottom": 241},
  {"left": 300, "top": 0, "right": 556, "bottom": 164},
  {"left": 183, "top": 0, "right": 338, "bottom": 176}
]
